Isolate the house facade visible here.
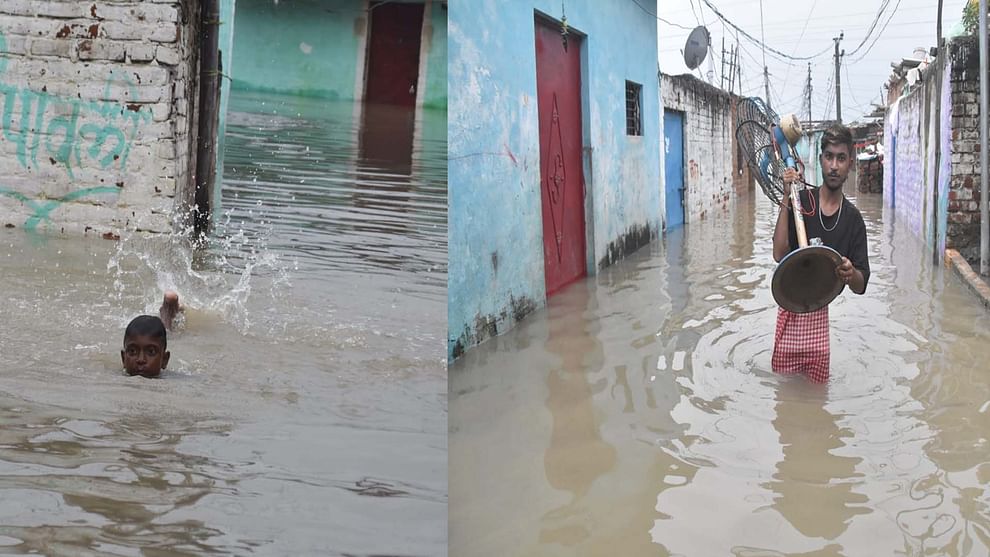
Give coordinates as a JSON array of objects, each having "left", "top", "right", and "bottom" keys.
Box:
[{"left": 448, "top": 0, "right": 663, "bottom": 359}]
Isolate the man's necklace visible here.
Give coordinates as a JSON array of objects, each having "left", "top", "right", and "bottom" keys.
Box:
[{"left": 819, "top": 193, "right": 843, "bottom": 232}]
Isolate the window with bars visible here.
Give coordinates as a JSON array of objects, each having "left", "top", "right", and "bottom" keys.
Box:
[{"left": 625, "top": 80, "right": 643, "bottom": 136}]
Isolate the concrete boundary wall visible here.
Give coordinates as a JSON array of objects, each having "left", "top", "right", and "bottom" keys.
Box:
[{"left": 883, "top": 35, "right": 982, "bottom": 261}]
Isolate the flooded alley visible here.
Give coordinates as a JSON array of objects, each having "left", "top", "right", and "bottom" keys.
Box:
[
  {"left": 0, "top": 91, "right": 447, "bottom": 555},
  {"left": 450, "top": 189, "right": 990, "bottom": 556}
]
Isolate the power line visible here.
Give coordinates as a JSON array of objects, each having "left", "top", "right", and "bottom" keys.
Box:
[
  {"left": 688, "top": 0, "right": 704, "bottom": 27},
  {"left": 820, "top": 65, "right": 835, "bottom": 121},
  {"left": 760, "top": 17, "right": 935, "bottom": 33},
  {"left": 848, "top": 0, "right": 905, "bottom": 64},
  {"left": 699, "top": 0, "right": 833, "bottom": 61},
  {"left": 628, "top": 0, "right": 695, "bottom": 31},
  {"left": 780, "top": 0, "right": 819, "bottom": 100},
  {"left": 759, "top": 0, "right": 767, "bottom": 74},
  {"left": 844, "top": 62, "right": 866, "bottom": 117},
  {"left": 845, "top": 0, "right": 892, "bottom": 57}
]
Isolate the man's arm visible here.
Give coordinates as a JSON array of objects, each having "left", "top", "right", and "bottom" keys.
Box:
[{"left": 838, "top": 214, "right": 870, "bottom": 295}]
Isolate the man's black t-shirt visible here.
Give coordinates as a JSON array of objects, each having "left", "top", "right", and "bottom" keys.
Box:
[{"left": 786, "top": 187, "right": 870, "bottom": 291}]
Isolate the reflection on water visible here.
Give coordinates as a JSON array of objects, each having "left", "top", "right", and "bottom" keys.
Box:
[
  {"left": 767, "top": 381, "right": 869, "bottom": 543},
  {"left": 450, "top": 189, "right": 990, "bottom": 556},
  {"left": 540, "top": 282, "right": 616, "bottom": 548},
  {"left": 219, "top": 93, "right": 446, "bottom": 301},
  {"left": 0, "top": 90, "right": 446, "bottom": 554}
]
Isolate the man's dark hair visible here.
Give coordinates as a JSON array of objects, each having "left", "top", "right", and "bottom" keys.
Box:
[
  {"left": 821, "top": 124, "right": 854, "bottom": 157},
  {"left": 124, "top": 315, "right": 167, "bottom": 347}
]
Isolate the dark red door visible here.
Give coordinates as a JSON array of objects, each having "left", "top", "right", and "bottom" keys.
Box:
[
  {"left": 535, "top": 18, "right": 586, "bottom": 296},
  {"left": 365, "top": 3, "right": 424, "bottom": 106}
]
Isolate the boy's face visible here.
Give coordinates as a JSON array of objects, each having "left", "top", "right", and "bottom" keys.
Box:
[
  {"left": 121, "top": 334, "right": 169, "bottom": 378},
  {"left": 820, "top": 143, "right": 853, "bottom": 191}
]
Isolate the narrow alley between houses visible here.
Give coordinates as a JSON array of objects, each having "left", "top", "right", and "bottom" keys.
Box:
[{"left": 451, "top": 180, "right": 990, "bottom": 556}]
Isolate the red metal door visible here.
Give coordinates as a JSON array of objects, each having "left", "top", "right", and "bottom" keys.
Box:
[
  {"left": 535, "top": 18, "right": 586, "bottom": 296},
  {"left": 365, "top": 2, "right": 424, "bottom": 106}
]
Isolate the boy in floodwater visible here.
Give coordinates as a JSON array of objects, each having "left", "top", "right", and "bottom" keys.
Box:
[{"left": 121, "top": 291, "right": 182, "bottom": 378}]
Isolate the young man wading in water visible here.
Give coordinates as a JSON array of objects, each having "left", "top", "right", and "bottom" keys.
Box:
[{"left": 772, "top": 124, "right": 870, "bottom": 383}]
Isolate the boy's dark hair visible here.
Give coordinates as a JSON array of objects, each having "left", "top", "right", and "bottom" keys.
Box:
[
  {"left": 821, "top": 124, "right": 854, "bottom": 157},
  {"left": 124, "top": 315, "right": 167, "bottom": 347}
]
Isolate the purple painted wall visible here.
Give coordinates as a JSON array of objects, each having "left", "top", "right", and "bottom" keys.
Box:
[
  {"left": 882, "top": 43, "right": 972, "bottom": 261},
  {"left": 891, "top": 90, "right": 925, "bottom": 238},
  {"left": 883, "top": 101, "right": 897, "bottom": 209}
]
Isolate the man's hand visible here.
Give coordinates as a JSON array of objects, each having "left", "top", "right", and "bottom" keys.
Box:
[
  {"left": 781, "top": 167, "right": 800, "bottom": 206},
  {"left": 836, "top": 257, "right": 855, "bottom": 284}
]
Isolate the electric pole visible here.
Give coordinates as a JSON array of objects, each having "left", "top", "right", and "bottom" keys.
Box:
[
  {"left": 735, "top": 32, "right": 742, "bottom": 96},
  {"left": 728, "top": 45, "right": 737, "bottom": 93},
  {"left": 764, "top": 66, "right": 771, "bottom": 109},
  {"left": 806, "top": 63, "right": 813, "bottom": 124},
  {"left": 721, "top": 37, "right": 727, "bottom": 89},
  {"left": 834, "top": 32, "right": 844, "bottom": 123}
]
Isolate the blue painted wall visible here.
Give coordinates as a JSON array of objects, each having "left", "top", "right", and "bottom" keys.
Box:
[
  {"left": 448, "top": 0, "right": 661, "bottom": 359},
  {"left": 215, "top": 0, "right": 237, "bottom": 218}
]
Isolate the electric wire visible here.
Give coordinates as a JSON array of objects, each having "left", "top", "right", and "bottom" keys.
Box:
[
  {"left": 848, "top": 0, "right": 905, "bottom": 64},
  {"left": 780, "top": 0, "right": 819, "bottom": 100},
  {"left": 844, "top": 61, "right": 865, "bottom": 116},
  {"left": 844, "top": 0, "right": 892, "bottom": 57},
  {"left": 700, "top": 0, "right": 833, "bottom": 61},
  {"left": 820, "top": 65, "right": 835, "bottom": 121},
  {"left": 628, "top": 0, "right": 695, "bottom": 31}
]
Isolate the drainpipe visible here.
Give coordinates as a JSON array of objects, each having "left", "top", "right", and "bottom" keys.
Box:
[
  {"left": 933, "top": 0, "right": 942, "bottom": 266},
  {"left": 981, "top": 0, "right": 989, "bottom": 274},
  {"left": 194, "top": 0, "right": 221, "bottom": 236}
]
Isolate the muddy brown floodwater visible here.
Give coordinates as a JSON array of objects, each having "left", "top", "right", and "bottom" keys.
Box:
[
  {"left": 0, "top": 92, "right": 446, "bottom": 555},
  {"left": 451, "top": 189, "right": 990, "bottom": 557}
]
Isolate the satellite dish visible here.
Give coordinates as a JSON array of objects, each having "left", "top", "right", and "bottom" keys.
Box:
[{"left": 684, "top": 26, "right": 710, "bottom": 70}]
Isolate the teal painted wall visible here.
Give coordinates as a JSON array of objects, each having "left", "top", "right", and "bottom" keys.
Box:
[
  {"left": 216, "top": 0, "right": 237, "bottom": 216},
  {"left": 230, "top": 0, "right": 364, "bottom": 100},
  {"left": 421, "top": 1, "right": 447, "bottom": 108}
]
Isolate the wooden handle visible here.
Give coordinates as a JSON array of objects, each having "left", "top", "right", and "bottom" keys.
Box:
[{"left": 790, "top": 185, "right": 809, "bottom": 248}]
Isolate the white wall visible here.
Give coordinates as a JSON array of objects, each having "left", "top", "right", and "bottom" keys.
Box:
[{"left": 0, "top": 0, "right": 200, "bottom": 235}]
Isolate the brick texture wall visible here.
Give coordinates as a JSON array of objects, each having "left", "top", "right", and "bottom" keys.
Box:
[
  {"left": 947, "top": 36, "right": 982, "bottom": 257},
  {"left": 0, "top": 0, "right": 201, "bottom": 236},
  {"left": 662, "top": 73, "right": 750, "bottom": 223}
]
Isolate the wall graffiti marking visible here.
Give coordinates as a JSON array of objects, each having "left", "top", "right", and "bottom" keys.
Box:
[
  {"left": 0, "top": 185, "right": 120, "bottom": 231},
  {"left": 0, "top": 31, "right": 153, "bottom": 230}
]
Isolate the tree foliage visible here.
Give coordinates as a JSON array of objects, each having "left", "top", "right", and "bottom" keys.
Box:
[{"left": 964, "top": 0, "right": 981, "bottom": 34}]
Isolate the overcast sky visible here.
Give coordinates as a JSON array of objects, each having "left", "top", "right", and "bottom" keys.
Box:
[{"left": 655, "top": 0, "right": 969, "bottom": 123}]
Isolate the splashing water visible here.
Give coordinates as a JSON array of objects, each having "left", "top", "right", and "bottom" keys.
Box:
[{"left": 105, "top": 205, "right": 292, "bottom": 336}]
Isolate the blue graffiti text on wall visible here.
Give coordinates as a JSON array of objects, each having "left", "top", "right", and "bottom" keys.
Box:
[
  {"left": 0, "top": 79, "right": 151, "bottom": 178},
  {"left": 0, "top": 31, "right": 152, "bottom": 230}
]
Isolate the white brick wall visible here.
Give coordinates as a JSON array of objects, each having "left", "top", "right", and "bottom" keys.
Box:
[
  {"left": 662, "top": 74, "right": 737, "bottom": 223},
  {"left": 0, "top": 0, "right": 200, "bottom": 236}
]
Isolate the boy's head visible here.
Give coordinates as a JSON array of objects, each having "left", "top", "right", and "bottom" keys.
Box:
[
  {"left": 820, "top": 123, "right": 854, "bottom": 191},
  {"left": 820, "top": 123, "right": 854, "bottom": 157},
  {"left": 121, "top": 315, "right": 169, "bottom": 378}
]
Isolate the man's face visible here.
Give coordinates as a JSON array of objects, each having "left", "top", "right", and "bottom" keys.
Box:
[
  {"left": 121, "top": 334, "right": 169, "bottom": 378},
  {"left": 820, "top": 143, "right": 852, "bottom": 191}
]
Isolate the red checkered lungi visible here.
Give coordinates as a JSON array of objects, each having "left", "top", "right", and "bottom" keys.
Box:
[{"left": 771, "top": 306, "right": 830, "bottom": 383}]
